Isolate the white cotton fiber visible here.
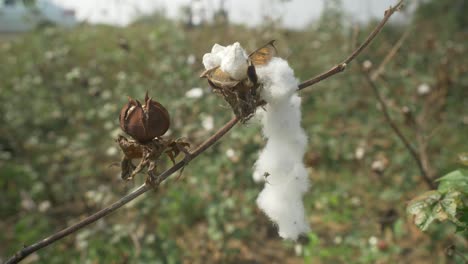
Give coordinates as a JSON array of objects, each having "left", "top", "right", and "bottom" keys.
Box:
[
  {"left": 253, "top": 57, "right": 310, "bottom": 240},
  {"left": 220, "top": 42, "right": 248, "bottom": 80},
  {"left": 202, "top": 42, "right": 248, "bottom": 80},
  {"left": 256, "top": 57, "right": 299, "bottom": 103},
  {"left": 201, "top": 42, "right": 310, "bottom": 240},
  {"left": 202, "top": 53, "right": 221, "bottom": 70}
]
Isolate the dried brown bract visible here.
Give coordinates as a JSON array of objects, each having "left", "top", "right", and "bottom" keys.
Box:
[
  {"left": 117, "top": 93, "right": 190, "bottom": 183},
  {"left": 201, "top": 40, "right": 277, "bottom": 122}
]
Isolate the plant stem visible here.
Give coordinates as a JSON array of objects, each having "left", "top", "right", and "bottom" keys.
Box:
[
  {"left": 363, "top": 73, "right": 436, "bottom": 189},
  {"left": 298, "top": 0, "right": 404, "bottom": 90}
]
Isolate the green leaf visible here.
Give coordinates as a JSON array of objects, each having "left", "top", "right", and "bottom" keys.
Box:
[
  {"left": 434, "top": 191, "right": 462, "bottom": 223},
  {"left": 406, "top": 190, "right": 467, "bottom": 231},
  {"left": 436, "top": 169, "right": 468, "bottom": 195},
  {"left": 407, "top": 190, "right": 441, "bottom": 231}
]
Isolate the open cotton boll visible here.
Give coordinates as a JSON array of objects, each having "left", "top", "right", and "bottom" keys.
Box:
[
  {"left": 202, "top": 42, "right": 249, "bottom": 81},
  {"left": 220, "top": 42, "right": 248, "bottom": 80},
  {"left": 211, "top": 43, "right": 225, "bottom": 54},
  {"left": 202, "top": 53, "right": 221, "bottom": 70},
  {"left": 202, "top": 43, "right": 227, "bottom": 69}
]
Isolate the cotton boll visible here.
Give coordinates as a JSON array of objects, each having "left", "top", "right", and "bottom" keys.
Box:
[
  {"left": 202, "top": 53, "right": 221, "bottom": 70},
  {"left": 203, "top": 43, "right": 227, "bottom": 69},
  {"left": 220, "top": 42, "right": 248, "bottom": 80},
  {"left": 211, "top": 43, "right": 225, "bottom": 54}
]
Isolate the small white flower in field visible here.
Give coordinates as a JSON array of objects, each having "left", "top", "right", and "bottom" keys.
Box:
[
  {"left": 334, "top": 236, "right": 343, "bottom": 245},
  {"left": 371, "top": 160, "right": 385, "bottom": 172},
  {"left": 417, "top": 83, "right": 431, "bottom": 95},
  {"left": 350, "top": 196, "right": 361, "bottom": 206},
  {"left": 225, "top": 148, "right": 239, "bottom": 162},
  {"left": 20, "top": 191, "right": 35, "bottom": 211},
  {"left": 355, "top": 146, "right": 366, "bottom": 160},
  {"left": 76, "top": 231, "right": 90, "bottom": 250},
  {"left": 146, "top": 234, "right": 155, "bottom": 244},
  {"left": 462, "top": 116, "right": 468, "bottom": 125},
  {"left": 201, "top": 115, "right": 214, "bottom": 131},
  {"left": 65, "top": 67, "right": 81, "bottom": 80},
  {"left": 116, "top": 71, "right": 127, "bottom": 81},
  {"left": 56, "top": 136, "right": 68, "bottom": 146},
  {"left": 185, "top": 87, "right": 204, "bottom": 98},
  {"left": 362, "top": 60, "right": 373, "bottom": 71},
  {"left": 106, "top": 146, "right": 118, "bottom": 156},
  {"left": 225, "top": 148, "right": 235, "bottom": 158},
  {"left": 186, "top": 54, "right": 196, "bottom": 65},
  {"left": 368, "top": 236, "right": 378, "bottom": 246},
  {"left": 38, "top": 200, "right": 51, "bottom": 212}
]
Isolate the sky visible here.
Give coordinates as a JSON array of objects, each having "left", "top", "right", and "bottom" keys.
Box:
[{"left": 53, "top": 0, "right": 405, "bottom": 29}]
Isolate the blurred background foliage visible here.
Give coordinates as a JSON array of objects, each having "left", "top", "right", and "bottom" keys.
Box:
[{"left": 0, "top": 0, "right": 467, "bottom": 263}]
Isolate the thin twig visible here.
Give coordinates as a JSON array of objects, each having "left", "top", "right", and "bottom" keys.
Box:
[
  {"left": 298, "top": 0, "right": 404, "bottom": 91},
  {"left": 371, "top": 27, "right": 411, "bottom": 81},
  {"left": 5, "top": 2, "right": 404, "bottom": 263},
  {"left": 362, "top": 73, "right": 435, "bottom": 189}
]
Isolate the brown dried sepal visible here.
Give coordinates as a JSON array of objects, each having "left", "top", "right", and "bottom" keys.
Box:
[
  {"left": 116, "top": 135, "right": 191, "bottom": 183},
  {"left": 201, "top": 66, "right": 260, "bottom": 122}
]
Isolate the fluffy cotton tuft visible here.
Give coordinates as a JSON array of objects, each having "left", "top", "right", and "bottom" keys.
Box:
[
  {"left": 253, "top": 57, "right": 310, "bottom": 240},
  {"left": 202, "top": 42, "right": 248, "bottom": 80}
]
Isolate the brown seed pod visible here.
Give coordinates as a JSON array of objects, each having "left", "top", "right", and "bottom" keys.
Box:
[{"left": 119, "top": 92, "right": 170, "bottom": 143}]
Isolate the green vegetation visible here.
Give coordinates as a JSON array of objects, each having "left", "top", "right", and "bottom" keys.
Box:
[{"left": 1, "top": 2, "right": 466, "bottom": 263}]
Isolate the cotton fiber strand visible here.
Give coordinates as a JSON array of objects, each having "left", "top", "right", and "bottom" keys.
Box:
[{"left": 253, "top": 57, "right": 310, "bottom": 240}]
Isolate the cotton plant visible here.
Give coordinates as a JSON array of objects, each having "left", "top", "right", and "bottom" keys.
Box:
[{"left": 202, "top": 42, "right": 310, "bottom": 240}]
